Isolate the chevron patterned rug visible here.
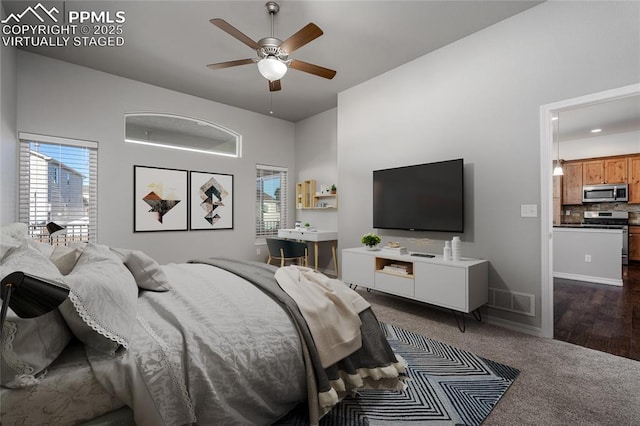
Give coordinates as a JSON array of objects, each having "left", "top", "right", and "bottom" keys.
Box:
[{"left": 278, "top": 322, "right": 520, "bottom": 425}]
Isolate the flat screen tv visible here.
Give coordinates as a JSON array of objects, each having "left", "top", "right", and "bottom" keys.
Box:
[{"left": 373, "top": 159, "right": 464, "bottom": 232}]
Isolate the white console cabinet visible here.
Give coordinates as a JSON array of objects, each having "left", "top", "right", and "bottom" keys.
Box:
[{"left": 342, "top": 247, "right": 488, "bottom": 314}]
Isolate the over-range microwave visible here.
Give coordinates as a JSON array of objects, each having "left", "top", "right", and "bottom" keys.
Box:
[{"left": 582, "top": 183, "right": 628, "bottom": 202}]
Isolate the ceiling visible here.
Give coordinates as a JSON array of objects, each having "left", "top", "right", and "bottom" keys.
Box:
[
  {"left": 556, "top": 95, "right": 640, "bottom": 142},
  {"left": 2, "top": 0, "right": 544, "bottom": 122}
]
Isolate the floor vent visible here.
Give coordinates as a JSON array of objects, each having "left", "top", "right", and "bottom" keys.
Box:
[{"left": 487, "top": 288, "right": 535, "bottom": 317}]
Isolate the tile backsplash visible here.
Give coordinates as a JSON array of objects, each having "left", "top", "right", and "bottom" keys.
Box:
[{"left": 561, "top": 202, "right": 640, "bottom": 225}]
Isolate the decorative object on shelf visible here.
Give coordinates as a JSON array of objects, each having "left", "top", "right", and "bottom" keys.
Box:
[
  {"left": 296, "top": 179, "right": 338, "bottom": 209},
  {"left": 382, "top": 241, "right": 407, "bottom": 255},
  {"left": 361, "top": 232, "right": 381, "bottom": 250},
  {"left": 330, "top": 184, "right": 337, "bottom": 194},
  {"left": 443, "top": 240, "right": 452, "bottom": 261},
  {"left": 304, "top": 222, "right": 311, "bottom": 230},
  {"left": 451, "top": 236, "right": 462, "bottom": 261}
]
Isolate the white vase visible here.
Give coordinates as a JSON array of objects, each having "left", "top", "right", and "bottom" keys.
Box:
[{"left": 365, "top": 245, "right": 379, "bottom": 251}]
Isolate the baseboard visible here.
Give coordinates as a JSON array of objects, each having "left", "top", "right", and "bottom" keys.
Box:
[
  {"left": 484, "top": 314, "right": 544, "bottom": 337},
  {"left": 553, "top": 272, "right": 622, "bottom": 287}
]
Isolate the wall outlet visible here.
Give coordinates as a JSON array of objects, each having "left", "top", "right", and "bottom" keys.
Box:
[
  {"left": 565, "top": 210, "right": 571, "bottom": 216},
  {"left": 256, "top": 247, "right": 261, "bottom": 255},
  {"left": 585, "top": 254, "right": 592, "bottom": 263}
]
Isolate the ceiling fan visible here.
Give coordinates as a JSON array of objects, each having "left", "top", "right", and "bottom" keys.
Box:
[{"left": 207, "top": 1, "right": 336, "bottom": 92}]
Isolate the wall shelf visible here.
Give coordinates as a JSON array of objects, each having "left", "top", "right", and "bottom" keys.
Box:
[{"left": 296, "top": 179, "right": 338, "bottom": 209}]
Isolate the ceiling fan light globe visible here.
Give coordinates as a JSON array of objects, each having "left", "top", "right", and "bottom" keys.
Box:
[{"left": 257, "top": 57, "right": 288, "bottom": 81}]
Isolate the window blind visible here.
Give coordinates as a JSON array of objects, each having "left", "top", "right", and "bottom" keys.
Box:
[
  {"left": 18, "top": 133, "right": 98, "bottom": 244},
  {"left": 255, "top": 164, "right": 288, "bottom": 243}
]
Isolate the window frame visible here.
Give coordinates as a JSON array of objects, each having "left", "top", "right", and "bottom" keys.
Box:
[
  {"left": 255, "top": 164, "right": 288, "bottom": 244},
  {"left": 18, "top": 132, "right": 98, "bottom": 244}
]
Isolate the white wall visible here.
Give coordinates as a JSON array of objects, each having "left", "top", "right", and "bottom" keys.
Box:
[
  {"left": 557, "top": 130, "right": 640, "bottom": 161},
  {"left": 294, "top": 108, "right": 338, "bottom": 272},
  {"left": 16, "top": 51, "right": 296, "bottom": 264},
  {"left": 337, "top": 1, "right": 640, "bottom": 329},
  {"left": 0, "top": 27, "right": 17, "bottom": 225}
]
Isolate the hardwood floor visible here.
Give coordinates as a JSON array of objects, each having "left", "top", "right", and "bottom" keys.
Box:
[{"left": 554, "top": 263, "right": 640, "bottom": 360}]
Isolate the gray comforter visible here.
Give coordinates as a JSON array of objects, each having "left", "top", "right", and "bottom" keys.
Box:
[
  {"left": 87, "top": 259, "right": 404, "bottom": 426},
  {"left": 193, "top": 259, "right": 405, "bottom": 422}
]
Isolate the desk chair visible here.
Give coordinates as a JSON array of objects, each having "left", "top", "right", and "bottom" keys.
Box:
[{"left": 266, "top": 238, "right": 308, "bottom": 267}]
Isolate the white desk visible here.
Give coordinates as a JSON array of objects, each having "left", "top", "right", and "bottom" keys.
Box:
[{"left": 277, "top": 229, "right": 338, "bottom": 275}]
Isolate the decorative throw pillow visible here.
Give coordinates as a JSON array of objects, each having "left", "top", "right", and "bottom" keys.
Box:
[
  {"left": 111, "top": 247, "right": 171, "bottom": 292},
  {"left": 49, "top": 245, "right": 84, "bottom": 275},
  {"left": 0, "top": 244, "right": 72, "bottom": 389},
  {"left": 27, "top": 239, "right": 55, "bottom": 258},
  {"left": 0, "top": 223, "right": 29, "bottom": 261},
  {"left": 59, "top": 243, "right": 138, "bottom": 355}
]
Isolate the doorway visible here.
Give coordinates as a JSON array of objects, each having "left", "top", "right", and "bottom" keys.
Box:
[{"left": 540, "top": 83, "right": 640, "bottom": 340}]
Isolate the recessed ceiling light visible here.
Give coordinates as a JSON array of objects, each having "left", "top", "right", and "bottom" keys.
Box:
[{"left": 591, "top": 128, "right": 602, "bottom": 133}]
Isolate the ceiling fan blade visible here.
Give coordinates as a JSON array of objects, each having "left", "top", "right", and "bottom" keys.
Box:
[
  {"left": 207, "top": 59, "right": 255, "bottom": 70},
  {"left": 269, "top": 80, "right": 282, "bottom": 92},
  {"left": 280, "top": 23, "right": 323, "bottom": 54},
  {"left": 290, "top": 60, "right": 336, "bottom": 80},
  {"left": 210, "top": 18, "right": 260, "bottom": 50}
]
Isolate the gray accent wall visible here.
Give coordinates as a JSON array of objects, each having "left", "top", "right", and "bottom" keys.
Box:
[
  {"left": 15, "top": 51, "right": 296, "bottom": 264},
  {"left": 336, "top": 1, "right": 640, "bottom": 330}
]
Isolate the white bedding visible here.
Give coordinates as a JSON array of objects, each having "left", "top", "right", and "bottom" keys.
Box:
[
  {"left": 87, "top": 263, "right": 307, "bottom": 425},
  {"left": 0, "top": 340, "right": 125, "bottom": 425}
]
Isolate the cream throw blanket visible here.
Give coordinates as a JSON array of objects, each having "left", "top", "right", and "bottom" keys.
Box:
[{"left": 274, "top": 265, "right": 371, "bottom": 368}]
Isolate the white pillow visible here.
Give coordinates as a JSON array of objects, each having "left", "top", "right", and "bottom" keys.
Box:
[
  {"left": 0, "top": 244, "right": 72, "bottom": 388},
  {"left": 27, "top": 239, "right": 55, "bottom": 258},
  {"left": 0, "top": 223, "right": 28, "bottom": 261},
  {"left": 59, "top": 243, "right": 138, "bottom": 355},
  {"left": 111, "top": 247, "right": 171, "bottom": 292},
  {"left": 49, "top": 245, "right": 84, "bottom": 275}
]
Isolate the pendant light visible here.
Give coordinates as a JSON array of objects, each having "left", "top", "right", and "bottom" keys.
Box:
[{"left": 552, "top": 113, "right": 564, "bottom": 176}]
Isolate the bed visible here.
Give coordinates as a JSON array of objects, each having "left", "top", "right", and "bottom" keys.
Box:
[{"left": 0, "top": 225, "right": 406, "bottom": 426}]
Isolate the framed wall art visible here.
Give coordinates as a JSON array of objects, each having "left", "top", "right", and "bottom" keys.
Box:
[
  {"left": 134, "top": 165, "right": 188, "bottom": 232},
  {"left": 189, "top": 171, "right": 234, "bottom": 230}
]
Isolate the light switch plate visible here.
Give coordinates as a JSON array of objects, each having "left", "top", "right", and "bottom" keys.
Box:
[{"left": 521, "top": 204, "right": 538, "bottom": 218}]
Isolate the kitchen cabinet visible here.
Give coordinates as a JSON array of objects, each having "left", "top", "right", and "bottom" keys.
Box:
[
  {"left": 582, "top": 157, "right": 627, "bottom": 185},
  {"left": 562, "top": 162, "right": 583, "bottom": 205},
  {"left": 628, "top": 155, "right": 640, "bottom": 204},
  {"left": 629, "top": 225, "right": 640, "bottom": 261}
]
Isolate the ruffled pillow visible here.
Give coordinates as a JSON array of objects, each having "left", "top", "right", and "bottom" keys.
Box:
[
  {"left": 111, "top": 247, "right": 171, "bottom": 292},
  {"left": 0, "top": 244, "right": 72, "bottom": 388},
  {"left": 59, "top": 243, "right": 138, "bottom": 355}
]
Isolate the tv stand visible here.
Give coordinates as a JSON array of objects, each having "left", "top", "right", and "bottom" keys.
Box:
[{"left": 342, "top": 247, "right": 488, "bottom": 332}]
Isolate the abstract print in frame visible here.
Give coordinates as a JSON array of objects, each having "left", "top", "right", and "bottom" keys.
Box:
[
  {"left": 189, "top": 171, "right": 234, "bottom": 230},
  {"left": 134, "top": 165, "right": 188, "bottom": 232}
]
